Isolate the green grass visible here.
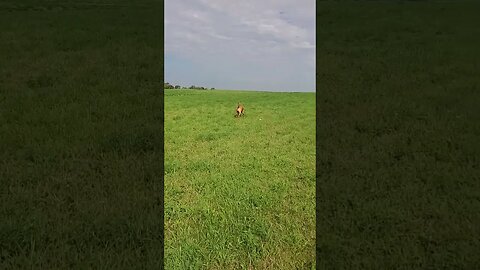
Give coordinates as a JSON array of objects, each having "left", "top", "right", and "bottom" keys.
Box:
[
  {"left": 316, "top": 1, "right": 480, "bottom": 269},
  {"left": 164, "top": 90, "right": 316, "bottom": 269},
  {"left": 3, "top": 1, "right": 480, "bottom": 269},
  {"left": 0, "top": 2, "right": 163, "bottom": 269}
]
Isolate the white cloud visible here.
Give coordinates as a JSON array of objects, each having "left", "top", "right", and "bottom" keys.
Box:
[{"left": 165, "top": 0, "right": 315, "bottom": 92}]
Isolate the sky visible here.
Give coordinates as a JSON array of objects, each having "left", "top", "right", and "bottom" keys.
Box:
[{"left": 165, "top": 0, "right": 315, "bottom": 92}]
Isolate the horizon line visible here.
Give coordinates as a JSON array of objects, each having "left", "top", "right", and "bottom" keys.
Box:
[{"left": 164, "top": 88, "right": 315, "bottom": 93}]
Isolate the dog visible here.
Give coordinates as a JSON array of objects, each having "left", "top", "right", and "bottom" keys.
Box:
[{"left": 235, "top": 103, "right": 245, "bottom": 117}]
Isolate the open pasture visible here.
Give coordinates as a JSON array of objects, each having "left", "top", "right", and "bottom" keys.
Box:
[
  {"left": 0, "top": 1, "right": 162, "bottom": 268},
  {"left": 165, "top": 89, "right": 316, "bottom": 269},
  {"left": 316, "top": 1, "right": 480, "bottom": 269}
]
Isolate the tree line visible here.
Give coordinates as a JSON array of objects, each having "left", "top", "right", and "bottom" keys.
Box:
[{"left": 164, "top": 82, "right": 214, "bottom": 90}]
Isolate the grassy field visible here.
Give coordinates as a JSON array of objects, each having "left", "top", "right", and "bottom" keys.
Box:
[
  {"left": 0, "top": 1, "right": 163, "bottom": 268},
  {"left": 316, "top": 1, "right": 480, "bottom": 269},
  {"left": 164, "top": 89, "right": 315, "bottom": 269},
  {"left": 2, "top": 0, "right": 480, "bottom": 269}
]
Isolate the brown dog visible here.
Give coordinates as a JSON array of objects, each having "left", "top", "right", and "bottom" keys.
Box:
[{"left": 235, "top": 103, "right": 245, "bottom": 117}]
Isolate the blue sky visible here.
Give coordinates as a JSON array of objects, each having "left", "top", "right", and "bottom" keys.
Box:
[{"left": 165, "top": 0, "right": 315, "bottom": 92}]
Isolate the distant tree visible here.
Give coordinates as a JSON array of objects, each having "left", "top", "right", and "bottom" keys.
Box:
[
  {"left": 211, "top": 87, "right": 215, "bottom": 90},
  {"left": 175, "top": 85, "right": 181, "bottom": 89},
  {"left": 189, "top": 85, "right": 196, "bottom": 89},
  {"left": 164, "top": 82, "right": 174, "bottom": 89}
]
